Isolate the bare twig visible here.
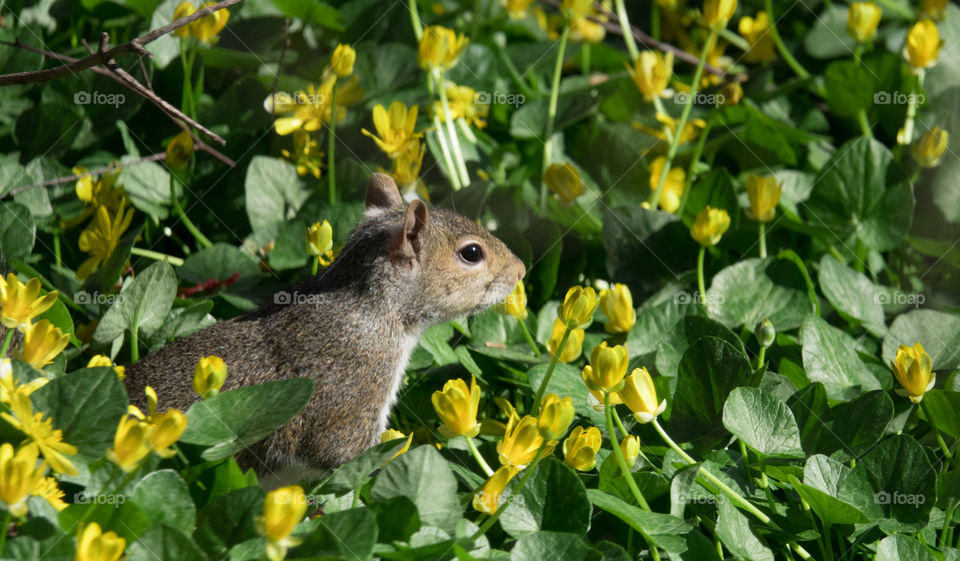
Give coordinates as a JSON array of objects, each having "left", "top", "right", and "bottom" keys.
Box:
[
  {"left": 4, "top": 153, "right": 167, "bottom": 199},
  {"left": 0, "top": 0, "right": 241, "bottom": 87}
]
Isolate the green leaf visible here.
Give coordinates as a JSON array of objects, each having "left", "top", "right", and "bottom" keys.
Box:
[
  {"left": 650, "top": 315, "right": 744, "bottom": 380},
  {"left": 792, "top": 480, "right": 870, "bottom": 526},
  {"left": 510, "top": 89, "right": 598, "bottom": 139},
  {"left": 920, "top": 390, "right": 960, "bottom": 439},
  {"left": 244, "top": 155, "right": 310, "bottom": 233},
  {"left": 805, "top": 137, "right": 913, "bottom": 251},
  {"left": 722, "top": 388, "right": 804, "bottom": 458},
  {"left": 800, "top": 315, "right": 881, "bottom": 401},
  {"left": 36, "top": 296, "right": 77, "bottom": 347},
  {"left": 131, "top": 470, "right": 196, "bottom": 535},
  {"left": 823, "top": 60, "right": 875, "bottom": 119},
  {"left": 296, "top": 507, "right": 377, "bottom": 560},
  {"left": 369, "top": 445, "right": 462, "bottom": 533},
  {"left": 803, "top": 5, "right": 858, "bottom": 59},
  {"left": 587, "top": 489, "right": 691, "bottom": 554},
  {"left": 500, "top": 458, "right": 591, "bottom": 538},
  {"left": 119, "top": 159, "right": 172, "bottom": 222},
  {"left": 0, "top": 201, "right": 35, "bottom": 260},
  {"left": 180, "top": 378, "right": 315, "bottom": 460},
  {"left": 418, "top": 323, "right": 459, "bottom": 366},
  {"left": 707, "top": 258, "right": 813, "bottom": 331},
  {"left": 369, "top": 495, "right": 420, "bottom": 543},
  {"left": 852, "top": 435, "right": 936, "bottom": 527},
  {"left": 59, "top": 501, "right": 151, "bottom": 542},
  {"left": 177, "top": 243, "right": 262, "bottom": 285},
  {"left": 30, "top": 367, "right": 128, "bottom": 460},
  {"left": 801, "top": 454, "right": 882, "bottom": 522},
  {"left": 670, "top": 336, "right": 761, "bottom": 444},
  {"left": 194, "top": 486, "right": 262, "bottom": 559},
  {"left": 271, "top": 0, "right": 344, "bottom": 30},
  {"left": 126, "top": 523, "right": 207, "bottom": 561},
  {"left": 527, "top": 362, "right": 603, "bottom": 426},
  {"left": 510, "top": 531, "right": 600, "bottom": 561},
  {"left": 318, "top": 438, "right": 410, "bottom": 495},
  {"left": 883, "top": 309, "right": 960, "bottom": 371},
  {"left": 80, "top": 223, "right": 144, "bottom": 295},
  {"left": 92, "top": 261, "right": 178, "bottom": 345},
  {"left": 875, "top": 535, "right": 938, "bottom": 561},
  {"left": 926, "top": 87, "right": 960, "bottom": 223},
  {"left": 818, "top": 254, "right": 886, "bottom": 336},
  {"left": 715, "top": 498, "right": 774, "bottom": 561}
]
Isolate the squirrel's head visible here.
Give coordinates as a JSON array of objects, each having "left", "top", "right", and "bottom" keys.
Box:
[{"left": 360, "top": 173, "right": 526, "bottom": 327}]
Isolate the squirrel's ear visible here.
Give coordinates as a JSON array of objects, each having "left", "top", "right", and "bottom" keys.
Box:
[
  {"left": 391, "top": 199, "right": 429, "bottom": 268},
  {"left": 365, "top": 173, "right": 403, "bottom": 214}
]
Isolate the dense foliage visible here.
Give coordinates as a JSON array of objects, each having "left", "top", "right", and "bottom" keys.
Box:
[{"left": 0, "top": 0, "right": 959, "bottom": 559}]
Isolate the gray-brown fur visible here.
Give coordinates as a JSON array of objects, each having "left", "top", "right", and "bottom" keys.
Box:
[{"left": 125, "top": 174, "right": 525, "bottom": 478}]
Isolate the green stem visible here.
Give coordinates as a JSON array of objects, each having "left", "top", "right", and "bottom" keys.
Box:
[
  {"left": 676, "top": 120, "right": 713, "bottom": 216},
  {"left": 613, "top": 0, "right": 640, "bottom": 61},
  {"left": 580, "top": 43, "right": 591, "bottom": 75},
  {"left": 942, "top": 499, "right": 958, "bottom": 548},
  {"left": 471, "top": 443, "right": 546, "bottom": 539},
  {"left": 919, "top": 400, "right": 959, "bottom": 470},
  {"left": 517, "top": 318, "right": 540, "bottom": 355},
  {"left": 763, "top": 0, "right": 812, "bottom": 82},
  {"left": 532, "top": 326, "right": 570, "bottom": 415},
  {"left": 651, "top": 3, "right": 660, "bottom": 41},
  {"left": 0, "top": 329, "right": 13, "bottom": 358},
  {"left": 433, "top": 68, "right": 470, "bottom": 187},
  {"left": 170, "top": 175, "right": 212, "bottom": 249},
  {"left": 130, "top": 322, "right": 139, "bottom": 364},
  {"left": 328, "top": 79, "right": 339, "bottom": 205},
  {"left": 697, "top": 246, "right": 707, "bottom": 306},
  {"left": 130, "top": 248, "right": 185, "bottom": 267},
  {"left": 408, "top": 0, "right": 423, "bottom": 40},
  {"left": 540, "top": 26, "right": 569, "bottom": 213},
  {"left": 901, "top": 71, "right": 924, "bottom": 145},
  {"left": 431, "top": 115, "right": 462, "bottom": 190},
  {"left": 755, "top": 345, "right": 767, "bottom": 370},
  {"left": 311, "top": 256, "right": 319, "bottom": 276},
  {"left": 648, "top": 28, "right": 715, "bottom": 210},
  {"left": 758, "top": 221, "right": 767, "bottom": 258},
  {"left": 465, "top": 436, "right": 495, "bottom": 477},
  {"left": 605, "top": 393, "right": 651, "bottom": 510},
  {"left": 491, "top": 39, "right": 536, "bottom": 98},
  {"left": 53, "top": 228, "right": 62, "bottom": 267},
  {"left": 0, "top": 510, "right": 9, "bottom": 556},
  {"left": 853, "top": 44, "right": 873, "bottom": 138}
]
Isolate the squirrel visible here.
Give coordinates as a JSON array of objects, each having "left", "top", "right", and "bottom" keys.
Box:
[{"left": 124, "top": 173, "right": 526, "bottom": 483}]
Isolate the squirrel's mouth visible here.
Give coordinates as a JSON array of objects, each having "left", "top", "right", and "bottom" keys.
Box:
[{"left": 474, "top": 278, "right": 513, "bottom": 314}]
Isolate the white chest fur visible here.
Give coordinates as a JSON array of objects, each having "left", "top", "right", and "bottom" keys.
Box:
[{"left": 377, "top": 334, "right": 421, "bottom": 435}]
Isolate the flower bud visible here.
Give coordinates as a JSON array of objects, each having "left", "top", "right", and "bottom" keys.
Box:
[
  {"left": 620, "top": 435, "right": 640, "bottom": 468},
  {"left": 330, "top": 43, "right": 356, "bottom": 78},
  {"left": 903, "top": 19, "right": 942, "bottom": 70},
  {"left": 690, "top": 206, "right": 731, "bottom": 247},
  {"left": 755, "top": 318, "right": 775, "bottom": 348},
  {"left": 193, "top": 355, "right": 227, "bottom": 399},
  {"left": 846, "top": 2, "right": 881, "bottom": 43},
  {"left": 703, "top": 0, "right": 738, "bottom": 29},
  {"left": 562, "top": 426, "right": 601, "bottom": 471},
  {"left": 543, "top": 163, "right": 585, "bottom": 203},
  {"left": 745, "top": 174, "right": 781, "bottom": 222},
  {"left": 912, "top": 126, "right": 948, "bottom": 168}
]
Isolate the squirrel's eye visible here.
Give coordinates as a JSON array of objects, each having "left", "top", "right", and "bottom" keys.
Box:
[{"left": 458, "top": 243, "right": 484, "bottom": 264}]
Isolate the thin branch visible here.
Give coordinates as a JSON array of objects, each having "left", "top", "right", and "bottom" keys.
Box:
[
  {"left": 4, "top": 153, "right": 167, "bottom": 199},
  {"left": 0, "top": 0, "right": 241, "bottom": 87}
]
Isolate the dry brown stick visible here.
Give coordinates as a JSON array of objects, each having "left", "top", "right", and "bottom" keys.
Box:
[
  {"left": 4, "top": 153, "right": 167, "bottom": 199},
  {"left": 0, "top": 0, "right": 241, "bottom": 87}
]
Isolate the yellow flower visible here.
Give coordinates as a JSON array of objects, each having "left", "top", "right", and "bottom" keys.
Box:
[
  {"left": 0, "top": 274, "right": 58, "bottom": 330},
  {"left": 281, "top": 131, "right": 323, "bottom": 179},
  {"left": 77, "top": 201, "right": 135, "bottom": 280},
  {"left": 165, "top": 130, "right": 193, "bottom": 169},
  {"left": 191, "top": 2, "right": 230, "bottom": 43},
  {"left": 76, "top": 522, "right": 126, "bottom": 561},
  {"left": 627, "top": 50, "right": 673, "bottom": 102},
  {"left": 305, "top": 221, "right": 334, "bottom": 267},
  {"left": 621, "top": 435, "right": 640, "bottom": 468},
  {"left": 547, "top": 318, "right": 584, "bottom": 363},
  {"left": 258, "top": 485, "right": 308, "bottom": 561},
  {"left": 703, "top": 0, "right": 737, "bottom": 29},
  {"left": 473, "top": 465, "right": 519, "bottom": 514},
  {"left": 0, "top": 442, "right": 45, "bottom": 517},
  {"left": 617, "top": 367, "right": 667, "bottom": 423},
  {"left": 903, "top": 19, "right": 942, "bottom": 70},
  {"left": 87, "top": 355, "right": 125, "bottom": 380},
  {"left": 434, "top": 83, "right": 489, "bottom": 129},
  {"left": 581, "top": 342, "right": 629, "bottom": 393},
  {"left": 330, "top": 43, "right": 356, "bottom": 78},
  {"left": 385, "top": 139, "right": 426, "bottom": 191},
  {"left": 562, "top": 426, "right": 601, "bottom": 471},
  {"left": 1, "top": 392, "right": 78, "bottom": 475},
  {"left": 599, "top": 283, "right": 636, "bottom": 334},
  {"left": 418, "top": 25, "right": 469, "bottom": 70},
  {"left": 172, "top": 2, "right": 196, "bottom": 37},
  {"left": 497, "top": 280, "right": 528, "bottom": 320},
  {"left": 913, "top": 126, "right": 949, "bottom": 168},
  {"left": 846, "top": 2, "right": 882, "bottom": 43},
  {"left": 432, "top": 376, "right": 481, "bottom": 438},
  {"left": 745, "top": 173, "right": 781, "bottom": 222},
  {"left": 31, "top": 476, "right": 67, "bottom": 511},
  {"left": 565, "top": 0, "right": 609, "bottom": 43},
  {"left": 721, "top": 82, "right": 743, "bottom": 106},
  {"left": 148, "top": 409, "right": 188, "bottom": 458},
  {"left": 361, "top": 101, "right": 422, "bottom": 158},
  {"left": 538, "top": 393, "right": 575, "bottom": 441},
  {"left": 923, "top": 0, "right": 947, "bottom": 20},
  {"left": 543, "top": 162, "right": 585, "bottom": 203},
  {"left": 501, "top": 0, "right": 535, "bottom": 19},
  {"left": 634, "top": 114, "right": 708, "bottom": 146},
  {"left": 106, "top": 416, "right": 152, "bottom": 473},
  {"left": 647, "top": 156, "right": 685, "bottom": 213},
  {"left": 380, "top": 429, "right": 413, "bottom": 461},
  {"left": 690, "top": 205, "right": 731, "bottom": 247},
  {"left": 497, "top": 414, "right": 554, "bottom": 468},
  {"left": 18, "top": 319, "right": 70, "bottom": 370},
  {"left": 738, "top": 11, "right": 777, "bottom": 63},
  {"left": 193, "top": 355, "right": 227, "bottom": 399},
  {"left": 890, "top": 343, "right": 935, "bottom": 403},
  {"left": 73, "top": 168, "right": 125, "bottom": 218},
  {"left": 558, "top": 285, "right": 598, "bottom": 329}
]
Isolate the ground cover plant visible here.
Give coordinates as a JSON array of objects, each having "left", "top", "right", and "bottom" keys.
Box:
[{"left": 0, "top": 0, "right": 959, "bottom": 559}]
